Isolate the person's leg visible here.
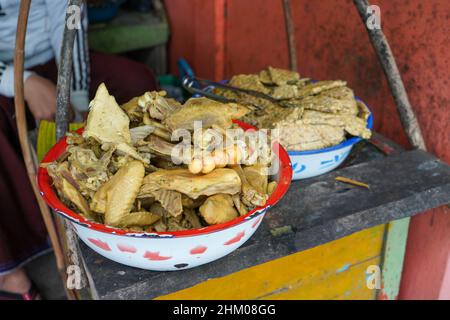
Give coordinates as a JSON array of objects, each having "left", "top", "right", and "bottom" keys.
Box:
[
  {"left": 0, "top": 96, "right": 49, "bottom": 296},
  {"left": 89, "top": 51, "right": 159, "bottom": 104},
  {"left": 0, "top": 269, "right": 30, "bottom": 294}
]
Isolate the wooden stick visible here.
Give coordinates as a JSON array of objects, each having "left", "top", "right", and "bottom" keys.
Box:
[
  {"left": 14, "top": 0, "right": 67, "bottom": 287},
  {"left": 353, "top": 0, "right": 426, "bottom": 151},
  {"left": 54, "top": 0, "right": 89, "bottom": 296},
  {"left": 282, "top": 0, "right": 298, "bottom": 72},
  {"left": 56, "top": 0, "right": 83, "bottom": 140},
  {"left": 335, "top": 176, "right": 370, "bottom": 189}
]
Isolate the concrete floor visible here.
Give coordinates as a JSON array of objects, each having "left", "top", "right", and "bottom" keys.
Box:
[{"left": 25, "top": 252, "right": 67, "bottom": 300}]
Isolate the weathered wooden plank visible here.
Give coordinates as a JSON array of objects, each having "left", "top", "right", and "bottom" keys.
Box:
[
  {"left": 157, "top": 225, "right": 384, "bottom": 300},
  {"left": 268, "top": 258, "right": 380, "bottom": 300},
  {"left": 378, "top": 217, "right": 410, "bottom": 300},
  {"left": 81, "top": 149, "right": 450, "bottom": 299}
]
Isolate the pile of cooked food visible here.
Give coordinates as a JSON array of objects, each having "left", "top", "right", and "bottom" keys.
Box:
[
  {"left": 214, "top": 66, "right": 372, "bottom": 151},
  {"left": 43, "top": 83, "right": 278, "bottom": 232}
]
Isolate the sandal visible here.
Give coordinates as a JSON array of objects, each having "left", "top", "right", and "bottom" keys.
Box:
[{"left": 0, "top": 282, "right": 42, "bottom": 300}]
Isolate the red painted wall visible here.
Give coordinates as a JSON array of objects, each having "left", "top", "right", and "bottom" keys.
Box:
[{"left": 165, "top": 0, "right": 450, "bottom": 299}]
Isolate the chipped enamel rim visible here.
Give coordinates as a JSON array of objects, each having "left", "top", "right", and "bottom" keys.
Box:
[{"left": 37, "top": 120, "right": 293, "bottom": 238}]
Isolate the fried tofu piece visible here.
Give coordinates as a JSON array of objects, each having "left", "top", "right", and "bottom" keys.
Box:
[
  {"left": 228, "top": 74, "right": 270, "bottom": 94},
  {"left": 267, "top": 66, "right": 300, "bottom": 85},
  {"left": 275, "top": 121, "right": 346, "bottom": 151},
  {"left": 295, "top": 80, "right": 347, "bottom": 99},
  {"left": 302, "top": 110, "right": 371, "bottom": 139},
  {"left": 294, "top": 86, "right": 359, "bottom": 115},
  {"left": 271, "top": 84, "right": 299, "bottom": 100}
]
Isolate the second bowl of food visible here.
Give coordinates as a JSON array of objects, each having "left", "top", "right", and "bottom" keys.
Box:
[{"left": 209, "top": 66, "right": 373, "bottom": 180}]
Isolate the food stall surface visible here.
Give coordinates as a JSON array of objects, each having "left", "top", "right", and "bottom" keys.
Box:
[{"left": 74, "top": 134, "right": 450, "bottom": 300}]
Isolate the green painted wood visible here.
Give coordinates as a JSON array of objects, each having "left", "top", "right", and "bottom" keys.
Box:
[
  {"left": 88, "top": 11, "right": 169, "bottom": 54},
  {"left": 378, "top": 217, "right": 410, "bottom": 300}
]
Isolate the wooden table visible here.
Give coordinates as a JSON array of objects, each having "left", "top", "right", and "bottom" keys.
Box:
[{"left": 78, "top": 134, "right": 450, "bottom": 300}]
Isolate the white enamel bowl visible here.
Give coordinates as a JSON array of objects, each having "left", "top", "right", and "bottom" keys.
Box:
[{"left": 38, "top": 122, "right": 292, "bottom": 271}]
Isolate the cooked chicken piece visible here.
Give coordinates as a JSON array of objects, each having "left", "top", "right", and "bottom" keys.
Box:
[
  {"left": 66, "top": 132, "right": 85, "bottom": 145},
  {"left": 139, "top": 168, "right": 241, "bottom": 200},
  {"left": 193, "top": 128, "right": 224, "bottom": 150},
  {"left": 267, "top": 181, "right": 278, "bottom": 196},
  {"left": 148, "top": 156, "right": 183, "bottom": 170},
  {"left": 83, "top": 83, "right": 147, "bottom": 163},
  {"left": 166, "top": 215, "right": 192, "bottom": 231},
  {"left": 149, "top": 202, "right": 167, "bottom": 217},
  {"left": 181, "top": 195, "right": 206, "bottom": 209},
  {"left": 136, "top": 91, "right": 182, "bottom": 121},
  {"left": 141, "top": 115, "right": 173, "bottom": 141},
  {"left": 61, "top": 178, "right": 93, "bottom": 218},
  {"left": 148, "top": 95, "right": 181, "bottom": 121},
  {"left": 148, "top": 189, "right": 183, "bottom": 217},
  {"left": 230, "top": 165, "right": 267, "bottom": 207},
  {"left": 90, "top": 160, "right": 145, "bottom": 227},
  {"left": 136, "top": 135, "right": 191, "bottom": 165},
  {"left": 152, "top": 208, "right": 199, "bottom": 231},
  {"left": 267, "top": 66, "right": 300, "bottom": 85},
  {"left": 199, "top": 194, "right": 238, "bottom": 225},
  {"left": 130, "top": 125, "right": 154, "bottom": 144},
  {"left": 183, "top": 208, "right": 202, "bottom": 228},
  {"left": 121, "top": 96, "right": 143, "bottom": 123},
  {"left": 64, "top": 145, "right": 115, "bottom": 196},
  {"left": 116, "top": 211, "right": 160, "bottom": 227},
  {"left": 46, "top": 162, "right": 93, "bottom": 219},
  {"left": 232, "top": 194, "right": 248, "bottom": 216},
  {"left": 243, "top": 164, "right": 269, "bottom": 195},
  {"left": 164, "top": 97, "right": 249, "bottom": 131}
]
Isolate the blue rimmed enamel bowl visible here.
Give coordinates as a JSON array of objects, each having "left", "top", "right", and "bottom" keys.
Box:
[{"left": 198, "top": 83, "right": 373, "bottom": 181}]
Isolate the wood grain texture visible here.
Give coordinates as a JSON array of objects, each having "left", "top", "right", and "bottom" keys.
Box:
[
  {"left": 379, "top": 218, "right": 410, "bottom": 300},
  {"left": 156, "top": 225, "right": 384, "bottom": 300},
  {"left": 79, "top": 146, "right": 450, "bottom": 299}
]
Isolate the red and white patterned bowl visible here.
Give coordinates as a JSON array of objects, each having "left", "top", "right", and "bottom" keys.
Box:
[{"left": 37, "top": 121, "right": 292, "bottom": 271}]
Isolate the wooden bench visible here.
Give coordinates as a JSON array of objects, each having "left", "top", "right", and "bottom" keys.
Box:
[{"left": 73, "top": 134, "right": 450, "bottom": 300}]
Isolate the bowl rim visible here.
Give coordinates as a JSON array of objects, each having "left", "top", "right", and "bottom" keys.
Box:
[
  {"left": 37, "top": 120, "right": 293, "bottom": 238},
  {"left": 287, "top": 97, "right": 373, "bottom": 156}
]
